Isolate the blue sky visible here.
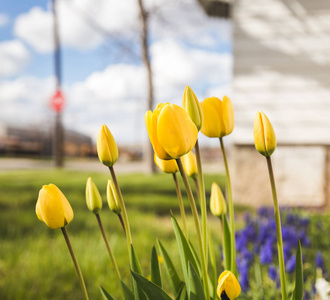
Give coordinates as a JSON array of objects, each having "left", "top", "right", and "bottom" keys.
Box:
[{"left": 0, "top": 0, "right": 232, "bottom": 145}]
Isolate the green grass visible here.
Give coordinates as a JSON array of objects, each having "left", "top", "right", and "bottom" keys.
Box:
[{"left": 0, "top": 169, "right": 225, "bottom": 300}]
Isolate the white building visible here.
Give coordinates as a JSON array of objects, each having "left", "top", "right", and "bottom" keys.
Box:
[{"left": 230, "top": 0, "right": 330, "bottom": 208}]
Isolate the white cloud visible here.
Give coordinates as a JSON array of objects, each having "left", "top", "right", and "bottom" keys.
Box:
[
  {"left": 151, "top": 39, "right": 232, "bottom": 103},
  {"left": 13, "top": 0, "right": 139, "bottom": 53},
  {"left": 14, "top": 7, "right": 54, "bottom": 53},
  {"left": 0, "top": 76, "right": 55, "bottom": 125},
  {"left": 66, "top": 64, "right": 147, "bottom": 144},
  {"left": 0, "top": 13, "right": 9, "bottom": 27},
  {"left": 0, "top": 40, "right": 30, "bottom": 78}
]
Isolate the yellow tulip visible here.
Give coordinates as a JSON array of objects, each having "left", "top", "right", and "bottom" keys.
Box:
[
  {"left": 154, "top": 154, "right": 178, "bottom": 174},
  {"left": 97, "top": 124, "right": 118, "bottom": 167},
  {"left": 107, "top": 180, "right": 121, "bottom": 215},
  {"left": 254, "top": 111, "right": 277, "bottom": 157},
  {"left": 85, "top": 177, "right": 103, "bottom": 214},
  {"left": 200, "top": 96, "right": 234, "bottom": 138},
  {"left": 36, "top": 184, "right": 74, "bottom": 229},
  {"left": 181, "top": 151, "right": 198, "bottom": 179},
  {"left": 145, "top": 103, "right": 198, "bottom": 160},
  {"left": 182, "top": 86, "right": 203, "bottom": 131},
  {"left": 217, "top": 270, "right": 241, "bottom": 300},
  {"left": 210, "top": 182, "right": 227, "bottom": 217}
]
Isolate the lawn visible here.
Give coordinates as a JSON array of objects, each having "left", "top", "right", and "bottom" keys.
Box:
[
  {"left": 0, "top": 168, "right": 329, "bottom": 299},
  {"left": 0, "top": 168, "right": 225, "bottom": 299}
]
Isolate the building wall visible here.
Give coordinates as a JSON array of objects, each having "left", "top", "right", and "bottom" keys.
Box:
[{"left": 231, "top": 0, "right": 330, "bottom": 208}]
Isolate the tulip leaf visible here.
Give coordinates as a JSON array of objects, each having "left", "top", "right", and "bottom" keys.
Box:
[
  {"left": 157, "top": 239, "right": 183, "bottom": 296},
  {"left": 121, "top": 280, "right": 135, "bottom": 300},
  {"left": 208, "top": 229, "right": 217, "bottom": 300},
  {"left": 151, "top": 245, "right": 162, "bottom": 288},
  {"left": 175, "top": 283, "right": 187, "bottom": 300},
  {"left": 130, "top": 244, "right": 147, "bottom": 300},
  {"left": 100, "top": 285, "right": 115, "bottom": 300},
  {"left": 188, "top": 261, "right": 206, "bottom": 300},
  {"left": 188, "top": 241, "right": 201, "bottom": 276},
  {"left": 291, "top": 240, "right": 303, "bottom": 300},
  {"left": 171, "top": 213, "right": 199, "bottom": 286},
  {"left": 131, "top": 270, "right": 173, "bottom": 300},
  {"left": 222, "top": 214, "right": 231, "bottom": 271}
]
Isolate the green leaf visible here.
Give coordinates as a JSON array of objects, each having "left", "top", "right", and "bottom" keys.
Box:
[
  {"left": 131, "top": 244, "right": 147, "bottom": 300},
  {"left": 151, "top": 245, "right": 162, "bottom": 288},
  {"left": 222, "top": 214, "right": 231, "bottom": 271},
  {"left": 175, "top": 283, "right": 187, "bottom": 300},
  {"left": 100, "top": 285, "right": 115, "bottom": 300},
  {"left": 208, "top": 230, "right": 217, "bottom": 300},
  {"left": 157, "top": 240, "right": 183, "bottom": 296},
  {"left": 291, "top": 240, "right": 304, "bottom": 300},
  {"left": 188, "top": 241, "right": 201, "bottom": 276},
  {"left": 131, "top": 270, "right": 173, "bottom": 300},
  {"left": 121, "top": 280, "right": 135, "bottom": 300},
  {"left": 188, "top": 261, "right": 206, "bottom": 300},
  {"left": 171, "top": 213, "right": 199, "bottom": 286}
]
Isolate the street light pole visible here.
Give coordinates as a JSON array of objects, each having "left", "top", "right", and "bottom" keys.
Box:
[{"left": 52, "top": 0, "right": 64, "bottom": 167}]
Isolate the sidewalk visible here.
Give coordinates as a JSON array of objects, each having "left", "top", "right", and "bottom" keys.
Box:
[{"left": 0, "top": 157, "right": 222, "bottom": 174}]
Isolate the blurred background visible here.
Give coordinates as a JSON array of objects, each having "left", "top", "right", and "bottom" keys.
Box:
[{"left": 1, "top": 0, "right": 330, "bottom": 299}]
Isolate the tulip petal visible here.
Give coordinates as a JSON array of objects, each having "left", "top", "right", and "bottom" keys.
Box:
[
  {"left": 222, "top": 96, "right": 234, "bottom": 136},
  {"left": 157, "top": 104, "right": 198, "bottom": 159}
]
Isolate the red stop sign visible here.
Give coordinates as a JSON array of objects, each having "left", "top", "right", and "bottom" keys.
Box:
[{"left": 50, "top": 89, "right": 65, "bottom": 112}]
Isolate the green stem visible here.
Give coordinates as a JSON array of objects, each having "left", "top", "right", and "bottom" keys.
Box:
[
  {"left": 193, "top": 178, "right": 201, "bottom": 207},
  {"left": 219, "top": 137, "right": 236, "bottom": 274},
  {"left": 172, "top": 173, "right": 188, "bottom": 238},
  {"left": 96, "top": 214, "right": 121, "bottom": 280},
  {"left": 266, "top": 157, "right": 287, "bottom": 300},
  {"left": 109, "top": 166, "right": 132, "bottom": 262},
  {"left": 219, "top": 218, "right": 226, "bottom": 270},
  {"left": 61, "top": 227, "right": 89, "bottom": 300},
  {"left": 176, "top": 158, "right": 210, "bottom": 300},
  {"left": 117, "top": 213, "right": 126, "bottom": 235},
  {"left": 195, "top": 140, "right": 208, "bottom": 266}
]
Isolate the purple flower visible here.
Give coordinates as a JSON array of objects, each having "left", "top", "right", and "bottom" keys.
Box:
[
  {"left": 260, "top": 242, "right": 273, "bottom": 265},
  {"left": 268, "top": 265, "right": 278, "bottom": 281},
  {"left": 315, "top": 252, "right": 324, "bottom": 269},
  {"left": 286, "top": 255, "right": 296, "bottom": 273}
]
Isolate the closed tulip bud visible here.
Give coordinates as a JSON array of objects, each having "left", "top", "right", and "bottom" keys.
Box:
[
  {"left": 107, "top": 180, "right": 121, "bottom": 214},
  {"left": 181, "top": 151, "right": 198, "bottom": 179},
  {"left": 145, "top": 103, "right": 198, "bottom": 160},
  {"left": 85, "top": 177, "right": 103, "bottom": 214},
  {"left": 154, "top": 154, "right": 178, "bottom": 174},
  {"left": 36, "top": 184, "right": 74, "bottom": 229},
  {"left": 217, "top": 270, "right": 241, "bottom": 300},
  {"left": 210, "top": 182, "right": 227, "bottom": 217},
  {"left": 182, "top": 86, "right": 203, "bottom": 131},
  {"left": 254, "top": 111, "right": 277, "bottom": 157},
  {"left": 200, "top": 96, "right": 234, "bottom": 138},
  {"left": 97, "top": 124, "right": 118, "bottom": 167}
]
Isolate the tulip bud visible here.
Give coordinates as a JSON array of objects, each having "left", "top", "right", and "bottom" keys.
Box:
[
  {"left": 254, "top": 111, "right": 277, "bottom": 157},
  {"left": 36, "top": 184, "right": 74, "bottom": 229},
  {"left": 200, "top": 96, "right": 234, "bottom": 138},
  {"left": 181, "top": 151, "right": 198, "bottom": 179},
  {"left": 217, "top": 270, "right": 241, "bottom": 300},
  {"left": 154, "top": 154, "right": 178, "bottom": 174},
  {"left": 85, "top": 177, "right": 103, "bottom": 214},
  {"left": 210, "top": 182, "right": 227, "bottom": 217},
  {"left": 97, "top": 124, "right": 118, "bottom": 167},
  {"left": 182, "top": 86, "right": 203, "bottom": 131},
  {"left": 107, "top": 180, "right": 121, "bottom": 214}
]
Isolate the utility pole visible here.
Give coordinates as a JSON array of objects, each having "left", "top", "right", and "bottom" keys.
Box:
[
  {"left": 137, "top": 0, "right": 156, "bottom": 173},
  {"left": 52, "top": 0, "right": 64, "bottom": 167}
]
